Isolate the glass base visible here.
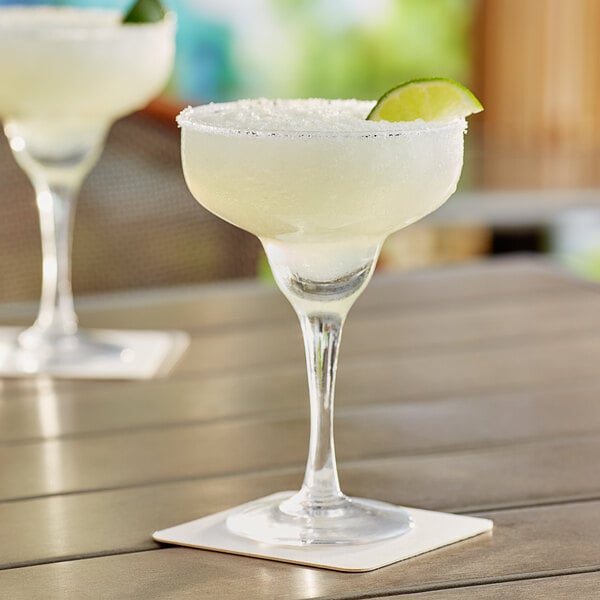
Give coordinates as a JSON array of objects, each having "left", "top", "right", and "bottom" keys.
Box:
[
  {"left": 226, "top": 491, "right": 414, "bottom": 546},
  {"left": 0, "top": 326, "right": 189, "bottom": 379}
]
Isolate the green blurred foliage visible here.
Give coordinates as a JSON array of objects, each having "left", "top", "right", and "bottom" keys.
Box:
[
  {"left": 271, "top": 0, "right": 474, "bottom": 99},
  {"left": 563, "top": 249, "right": 600, "bottom": 281}
]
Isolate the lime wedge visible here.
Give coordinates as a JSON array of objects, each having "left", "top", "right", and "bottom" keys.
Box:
[
  {"left": 122, "top": 0, "right": 166, "bottom": 23},
  {"left": 367, "top": 78, "right": 483, "bottom": 122}
]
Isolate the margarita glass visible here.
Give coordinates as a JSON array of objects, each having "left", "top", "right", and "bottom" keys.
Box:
[
  {"left": 0, "top": 5, "right": 175, "bottom": 376},
  {"left": 178, "top": 99, "right": 466, "bottom": 545}
]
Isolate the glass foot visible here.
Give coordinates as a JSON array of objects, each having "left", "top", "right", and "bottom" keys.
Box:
[
  {"left": 226, "top": 491, "right": 414, "bottom": 546},
  {"left": 0, "top": 326, "right": 189, "bottom": 379},
  {"left": 17, "top": 327, "right": 127, "bottom": 363}
]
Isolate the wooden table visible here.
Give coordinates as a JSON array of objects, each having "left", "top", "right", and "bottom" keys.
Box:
[{"left": 1, "top": 257, "right": 599, "bottom": 599}]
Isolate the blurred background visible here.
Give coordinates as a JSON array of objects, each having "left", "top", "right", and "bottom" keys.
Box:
[{"left": 1, "top": 0, "right": 600, "bottom": 302}]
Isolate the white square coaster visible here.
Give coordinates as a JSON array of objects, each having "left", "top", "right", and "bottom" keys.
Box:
[
  {"left": 153, "top": 492, "right": 493, "bottom": 572},
  {"left": 0, "top": 327, "right": 189, "bottom": 380}
]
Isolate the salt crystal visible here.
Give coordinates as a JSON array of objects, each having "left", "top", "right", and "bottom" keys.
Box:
[{"left": 177, "top": 99, "right": 463, "bottom": 138}]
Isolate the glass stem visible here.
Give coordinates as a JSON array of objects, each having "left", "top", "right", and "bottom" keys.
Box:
[
  {"left": 261, "top": 237, "right": 382, "bottom": 515},
  {"left": 33, "top": 181, "right": 79, "bottom": 336},
  {"left": 5, "top": 120, "right": 108, "bottom": 343},
  {"left": 296, "top": 310, "right": 346, "bottom": 507}
]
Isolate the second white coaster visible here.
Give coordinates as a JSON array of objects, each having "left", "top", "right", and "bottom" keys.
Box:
[
  {"left": 153, "top": 492, "right": 493, "bottom": 572},
  {"left": 0, "top": 327, "right": 189, "bottom": 380}
]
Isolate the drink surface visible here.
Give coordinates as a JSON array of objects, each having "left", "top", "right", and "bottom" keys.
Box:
[
  {"left": 0, "top": 6, "right": 175, "bottom": 152},
  {"left": 179, "top": 99, "right": 466, "bottom": 243}
]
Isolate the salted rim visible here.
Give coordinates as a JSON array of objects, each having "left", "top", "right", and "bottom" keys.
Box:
[
  {"left": 177, "top": 100, "right": 467, "bottom": 139},
  {"left": 0, "top": 6, "right": 175, "bottom": 39}
]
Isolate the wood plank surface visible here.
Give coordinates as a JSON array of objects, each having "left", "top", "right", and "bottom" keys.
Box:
[
  {"left": 3, "top": 329, "right": 600, "bottom": 443},
  {"left": 2, "top": 379, "right": 600, "bottom": 501},
  {"left": 1, "top": 435, "right": 599, "bottom": 569},
  {"left": 380, "top": 572, "right": 600, "bottom": 599},
  {"left": 160, "top": 289, "right": 600, "bottom": 376},
  {"left": 1, "top": 258, "right": 599, "bottom": 599},
  {"left": 2, "top": 500, "right": 600, "bottom": 600}
]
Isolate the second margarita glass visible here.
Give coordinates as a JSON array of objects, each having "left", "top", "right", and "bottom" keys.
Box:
[{"left": 0, "top": 5, "right": 178, "bottom": 377}]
